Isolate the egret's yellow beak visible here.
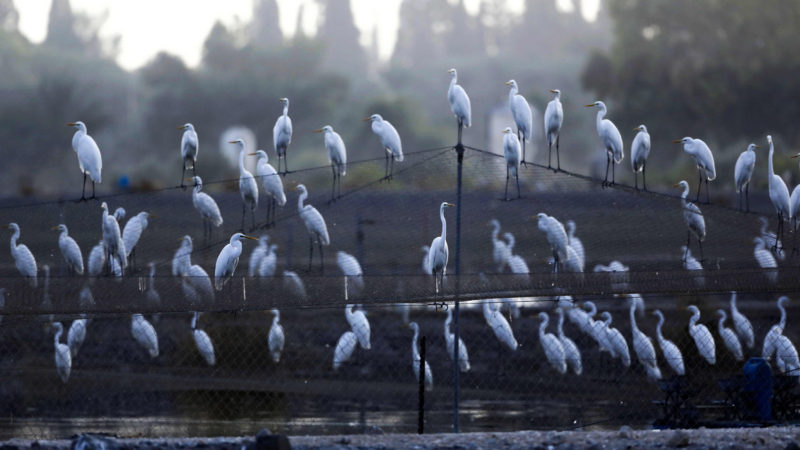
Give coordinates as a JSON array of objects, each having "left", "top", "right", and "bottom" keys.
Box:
[
  {"left": 66, "top": 122, "right": 76, "bottom": 127},
  {"left": 584, "top": 104, "right": 595, "bottom": 107},
  {"left": 228, "top": 140, "right": 238, "bottom": 144},
  {"left": 672, "top": 140, "right": 682, "bottom": 144},
  {"left": 754, "top": 145, "right": 761, "bottom": 148},
  {"left": 549, "top": 89, "right": 557, "bottom": 93},
  {"left": 445, "top": 202, "right": 455, "bottom": 207},
  {"left": 792, "top": 154, "right": 799, "bottom": 159},
  {"left": 176, "top": 125, "right": 185, "bottom": 130},
  {"left": 184, "top": 177, "right": 195, "bottom": 181},
  {"left": 672, "top": 183, "right": 680, "bottom": 187},
  {"left": 362, "top": 117, "right": 371, "bottom": 122},
  {"left": 633, "top": 127, "right": 640, "bottom": 131},
  {"left": 243, "top": 235, "right": 258, "bottom": 241},
  {"left": 50, "top": 226, "right": 59, "bottom": 231},
  {"left": 314, "top": 129, "right": 324, "bottom": 133},
  {"left": 248, "top": 153, "right": 258, "bottom": 156}
]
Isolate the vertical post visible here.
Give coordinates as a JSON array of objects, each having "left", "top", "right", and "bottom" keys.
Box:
[
  {"left": 418, "top": 336, "right": 426, "bottom": 434},
  {"left": 453, "top": 142, "right": 464, "bottom": 433}
]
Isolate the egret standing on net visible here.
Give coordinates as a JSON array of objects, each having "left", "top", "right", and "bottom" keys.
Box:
[
  {"left": 366, "top": 114, "right": 403, "bottom": 180},
  {"left": 409, "top": 322, "right": 433, "bottom": 391},
  {"left": 767, "top": 135, "right": 790, "bottom": 251},
  {"left": 191, "top": 312, "right": 216, "bottom": 366},
  {"left": 54, "top": 224, "right": 84, "bottom": 275},
  {"left": 505, "top": 80, "right": 532, "bottom": 165},
  {"left": 315, "top": 126, "right": 347, "bottom": 202},
  {"left": 687, "top": 305, "right": 715, "bottom": 365},
  {"left": 753, "top": 237, "right": 778, "bottom": 283},
  {"left": 490, "top": 219, "right": 511, "bottom": 272},
  {"left": 502, "top": 127, "right": 521, "bottom": 201},
  {"left": 188, "top": 176, "right": 223, "bottom": 238},
  {"left": 674, "top": 137, "right": 716, "bottom": 203},
  {"left": 345, "top": 304, "right": 371, "bottom": 350},
  {"left": 536, "top": 213, "right": 569, "bottom": 273},
  {"left": 67, "top": 317, "right": 88, "bottom": 358},
  {"left": 585, "top": 101, "right": 623, "bottom": 187},
  {"left": 100, "top": 202, "right": 127, "bottom": 273},
  {"left": 122, "top": 212, "right": 150, "bottom": 270},
  {"left": 268, "top": 309, "right": 285, "bottom": 363},
  {"left": 428, "top": 202, "right": 454, "bottom": 294},
  {"left": 652, "top": 310, "right": 685, "bottom": 376},
  {"left": 250, "top": 150, "right": 285, "bottom": 228},
  {"left": 566, "top": 220, "right": 585, "bottom": 270},
  {"left": 294, "top": 184, "right": 330, "bottom": 272},
  {"left": 631, "top": 125, "right": 651, "bottom": 191},
  {"left": 4, "top": 223, "right": 37, "bottom": 288},
  {"left": 717, "top": 309, "right": 744, "bottom": 362},
  {"left": 68, "top": 121, "right": 102, "bottom": 201},
  {"left": 447, "top": 68, "right": 471, "bottom": 144},
  {"left": 214, "top": 233, "right": 258, "bottom": 291},
  {"left": 273, "top": 98, "right": 293, "bottom": 175},
  {"left": 734, "top": 143, "right": 758, "bottom": 211},
  {"left": 230, "top": 139, "right": 258, "bottom": 231},
  {"left": 675, "top": 180, "right": 706, "bottom": 262},
  {"left": 729, "top": 292, "right": 754, "bottom": 350},
  {"left": 178, "top": 123, "right": 198, "bottom": 188},
  {"left": 51, "top": 322, "right": 71, "bottom": 383},
  {"left": 337, "top": 251, "right": 364, "bottom": 298},
  {"left": 544, "top": 89, "right": 564, "bottom": 171},
  {"left": 758, "top": 216, "right": 785, "bottom": 261}
]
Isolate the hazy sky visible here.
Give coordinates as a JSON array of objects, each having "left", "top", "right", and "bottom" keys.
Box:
[{"left": 13, "top": 0, "right": 595, "bottom": 70}]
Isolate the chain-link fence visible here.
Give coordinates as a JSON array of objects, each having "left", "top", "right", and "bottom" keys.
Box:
[{"left": 0, "top": 145, "right": 798, "bottom": 438}]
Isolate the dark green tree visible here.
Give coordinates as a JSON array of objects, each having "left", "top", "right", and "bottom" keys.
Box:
[
  {"left": 317, "top": 0, "right": 366, "bottom": 75},
  {"left": 249, "top": 0, "right": 283, "bottom": 48}
]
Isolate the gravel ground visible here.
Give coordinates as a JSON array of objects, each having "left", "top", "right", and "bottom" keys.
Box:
[{"left": 2, "top": 427, "right": 800, "bottom": 449}]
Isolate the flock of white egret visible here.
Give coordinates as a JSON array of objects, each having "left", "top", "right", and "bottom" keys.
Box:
[{"left": 1, "top": 68, "right": 798, "bottom": 395}]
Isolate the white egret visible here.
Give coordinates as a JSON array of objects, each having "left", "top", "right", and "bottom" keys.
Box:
[
  {"left": 544, "top": 89, "right": 564, "bottom": 171},
  {"left": 558, "top": 297, "right": 593, "bottom": 337},
  {"left": 502, "top": 127, "right": 521, "bottom": 200},
  {"left": 447, "top": 68, "right": 472, "bottom": 143},
  {"left": 490, "top": 219, "right": 511, "bottom": 272},
  {"left": 100, "top": 202, "right": 127, "bottom": 273},
  {"left": 113, "top": 207, "right": 126, "bottom": 222},
  {"left": 178, "top": 123, "right": 198, "bottom": 188},
  {"left": 767, "top": 135, "right": 790, "bottom": 249},
  {"left": 505, "top": 80, "right": 533, "bottom": 165},
  {"left": 758, "top": 216, "right": 785, "bottom": 261},
  {"left": 333, "top": 330, "right": 357, "bottom": 370},
  {"left": 294, "top": 184, "right": 330, "bottom": 271},
  {"left": 482, "top": 301, "right": 518, "bottom": 351},
  {"left": 131, "top": 313, "right": 159, "bottom": 358},
  {"left": 172, "top": 236, "right": 192, "bottom": 276},
  {"left": 652, "top": 310, "right": 685, "bottom": 376},
  {"left": 87, "top": 240, "right": 106, "bottom": 279},
  {"left": 67, "top": 317, "right": 88, "bottom": 358},
  {"left": 122, "top": 211, "right": 150, "bottom": 268},
  {"left": 629, "top": 295, "right": 658, "bottom": 374},
  {"left": 538, "top": 312, "right": 567, "bottom": 374},
  {"left": 315, "top": 126, "right": 347, "bottom": 202},
  {"left": 729, "top": 292, "right": 754, "bottom": 349},
  {"left": 675, "top": 180, "right": 706, "bottom": 262},
  {"left": 145, "top": 262, "right": 161, "bottom": 309},
  {"left": 421, "top": 245, "right": 432, "bottom": 275},
  {"left": 428, "top": 202, "right": 455, "bottom": 294},
  {"left": 775, "top": 334, "right": 800, "bottom": 379},
  {"left": 717, "top": 309, "right": 744, "bottom": 361},
  {"left": 251, "top": 150, "right": 286, "bottom": 227},
  {"left": 283, "top": 270, "right": 307, "bottom": 299},
  {"left": 185, "top": 261, "right": 215, "bottom": 304},
  {"left": 753, "top": 237, "right": 778, "bottom": 283},
  {"left": 4, "top": 223, "right": 37, "bottom": 287},
  {"left": 687, "top": 305, "right": 715, "bottom": 365},
  {"left": 345, "top": 304, "right": 371, "bottom": 350},
  {"left": 53, "top": 224, "right": 84, "bottom": 275},
  {"left": 674, "top": 137, "right": 716, "bottom": 203},
  {"left": 585, "top": 302, "right": 613, "bottom": 353},
  {"left": 601, "top": 312, "right": 631, "bottom": 367},
  {"left": 273, "top": 98, "right": 293, "bottom": 175},
  {"left": 763, "top": 296, "right": 788, "bottom": 360},
  {"left": 537, "top": 213, "right": 569, "bottom": 272},
  {"left": 337, "top": 252, "right": 364, "bottom": 297},
  {"left": 258, "top": 244, "right": 278, "bottom": 278},
  {"left": 682, "top": 246, "right": 703, "bottom": 271},
  {"left": 188, "top": 176, "right": 223, "bottom": 238},
  {"left": 734, "top": 143, "right": 758, "bottom": 211},
  {"left": 67, "top": 121, "right": 102, "bottom": 201},
  {"left": 409, "top": 322, "right": 433, "bottom": 391},
  {"left": 566, "top": 220, "right": 585, "bottom": 271},
  {"left": 585, "top": 101, "right": 623, "bottom": 187},
  {"left": 631, "top": 125, "right": 651, "bottom": 191},
  {"left": 191, "top": 312, "right": 215, "bottom": 366},
  {"left": 504, "top": 232, "right": 516, "bottom": 254},
  {"left": 248, "top": 236, "right": 269, "bottom": 278},
  {"left": 507, "top": 254, "right": 530, "bottom": 279},
  {"left": 561, "top": 245, "right": 584, "bottom": 274},
  {"left": 229, "top": 139, "right": 259, "bottom": 231},
  {"left": 268, "top": 309, "right": 285, "bottom": 363},
  {"left": 555, "top": 307, "right": 582, "bottom": 375},
  {"left": 51, "top": 322, "right": 71, "bottom": 383},
  {"left": 366, "top": 114, "right": 403, "bottom": 180},
  {"left": 214, "top": 233, "right": 258, "bottom": 291},
  {"left": 444, "top": 308, "right": 470, "bottom": 372}
]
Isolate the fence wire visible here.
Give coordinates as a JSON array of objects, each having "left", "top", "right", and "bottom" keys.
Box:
[{"left": 0, "top": 144, "right": 798, "bottom": 438}]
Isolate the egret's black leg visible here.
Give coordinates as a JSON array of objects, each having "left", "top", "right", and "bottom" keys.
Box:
[
  {"left": 521, "top": 138, "right": 527, "bottom": 167},
  {"left": 80, "top": 173, "right": 87, "bottom": 202},
  {"left": 457, "top": 119, "right": 463, "bottom": 145},
  {"left": 746, "top": 184, "right": 750, "bottom": 212},
  {"left": 643, "top": 161, "right": 648, "bottom": 192},
  {"left": 331, "top": 165, "right": 336, "bottom": 203},
  {"left": 705, "top": 178, "right": 710, "bottom": 204},
  {"left": 308, "top": 236, "right": 314, "bottom": 272},
  {"left": 696, "top": 170, "right": 702, "bottom": 203},
  {"left": 603, "top": 154, "right": 610, "bottom": 188},
  {"left": 548, "top": 142, "right": 552, "bottom": 170},
  {"left": 611, "top": 159, "right": 616, "bottom": 186},
  {"left": 634, "top": 170, "right": 639, "bottom": 191},
  {"left": 250, "top": 204, "right": 256, "bottom": 231},
  {"left": 284, "top": 153, "right": 290, "bottom": 175},
  {"left": 338, "top": 165, "right": 342, "bottom": 198},
  {"left": 181, "top": 164, "right": 186, "bottom": 190},
  {"left": 516, "top": 173, "right": 521, "bottom": 199},
  {"left": 556, "top": 134, "right": 561, "bottom": 171},
  {"left": 504, "top": 167, "right": 509, "bottom": 201}
]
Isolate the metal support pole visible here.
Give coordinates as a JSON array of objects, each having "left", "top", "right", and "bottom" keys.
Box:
[
  {"left": 418, "top": 336, "right": 426, "bottom": 434},
  {"left": 453, "top": 142, "right": 464, "bottom": 433}
]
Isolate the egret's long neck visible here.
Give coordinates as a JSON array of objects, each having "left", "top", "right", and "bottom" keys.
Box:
[
  {"left": 450, "top": 73, "right": 457, "bottom": 90},
  {"left": 282, "top": 103, "right": 289, "bottom": 117},
  {"left": 274, "top": 310, "right": 281, "bottom": 322},
  {"left": 508, "top": 85, "right": 517, "bottom": 103},
  {"left": 191, "top": 313, "right": 198, "bottom": 329},
  {"left": 54, "top": 326, "right": 62, "bottom": 344},
  {"left": 444, "top": 310, "right": 452, "bottom": 334},
  {"left": 539, "top": 316, "right": 548, "bottom": 338},
  {"left": 595, "top": 107, "right": 606, "bottom": 130},
  {"left": 690, "top": 311, "right": 699, "bottom": 327},
  {"left": 9, "top": 229, "right": 18, "bottom": 251},
  {"left": 718, "top": 314, "right": 725, "bottom": 334},
  {"left": 439, "top": 205, "right": 447, "bottom": 242},
  {"left": 656, "top": 314, "right": 665, "bottom": 342},
  {"left": 681, "top": 185, "right": 689, "bottom": 206},
  {"left": 297, "top": 190, "right": 307, "bottom": 212},
  {"left": 769, "top": 142, "right": 775, "bottom": 176},
  {"left": 780, "top": 302, "right": 786, "bottom": 329},
  {"left": 491, "top": 223, "right": 499, "bottom": 241},
  {"left": 506, "top": 234, "right": 515, "bottom": 249},
  {"left": 412, "top": 327, "right": 420, "bottom": 359},
  {"left": 557, "top": 310, "right": 565, "bottom": 337},
  {"left": 239, "top": 147, "right": 247, "bottom": 175},
  {"left": 629, "top": 304, "right": 638, "bottom": 332}
]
